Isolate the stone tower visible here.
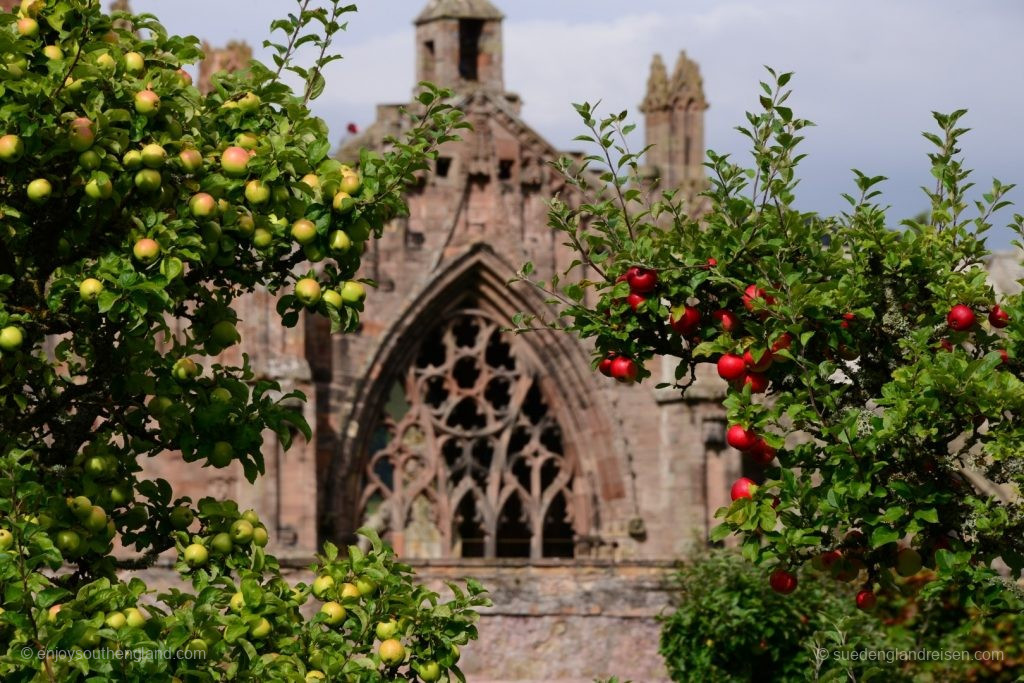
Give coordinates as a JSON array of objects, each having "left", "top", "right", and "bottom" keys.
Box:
[
  {"left": 640, "top": 51, "right": 709, "bottom": 208},
  {"left": 415, "top": 0, "right": 505, "bottom": 93}
]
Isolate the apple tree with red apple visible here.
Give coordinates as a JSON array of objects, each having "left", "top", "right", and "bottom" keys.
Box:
[
  {"left": 0, "top": 1, "right": 487, "bottom": 680},
  {"left": 514, "top": 70, "right": 1024, "bottom": 614}
]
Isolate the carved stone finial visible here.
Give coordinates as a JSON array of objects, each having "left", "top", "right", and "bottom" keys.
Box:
[
  {"left": 198, "top": 40, "right": 253, "bottom": 94},
  {"left": 670, "top": 50, "right": 707, "bottom": 108},
  {"left": 640, "top": 54, "right": 670, "bottom": 113}
]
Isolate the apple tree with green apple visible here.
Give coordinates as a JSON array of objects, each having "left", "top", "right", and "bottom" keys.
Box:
[
  {"left": 0, "top": 0, "right": 487, "bottom": 680},
  {"left": 513, "top": 70, "right": 1024, "bottom": 616}
]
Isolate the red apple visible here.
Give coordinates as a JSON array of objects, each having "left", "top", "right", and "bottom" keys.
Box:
[
  {"left": 742, "top": 284, "right": 774, "bottom": 312},
  {"left": 221, "top": 146, "right": 250, "bottom": 177},
  {"left": 0, "top": 134, "right": 24, "bottom": 162},
  {"left": 769, "top": 569, "right": 797, "bottom": 594},
  {"left": 189, "top": 193, "right": 217, "bottom": 218},
  {"left": 770, "top": 332, "right": 792, "bottom": 354},
  {"left": 176, "top": 68, "right": 193, "bottom": 87},
  {"left": 598, "top": 355, "right": 615, "bottom": 377},
  {"left": 610, "top": 356, "right": 638, "bottom": 383},
  {"left": 989, "top": 305, "right": 1010, "bottom": 328},
  {"left": 938, "top": 339, "right": 953, "bottom": 352},
  {"left": 717, "top": 353, "right": 746, "bottom": 381},
  {"left": 705, "top": 257, "right": 718, "bottom": 268},
  {"left": 626, "top": 267, "right": 658, "bottom": 294},
  {"left": 69, "top": 117, "right": 94, "bottom": 152},
  {"left": 999, "top": 349, "right": 1010, "bottom": 365},
  {"left": 748, "top": 438, "right": 776, "bottom": 465},
  {"left": 855, "top": 589, "right": 876, "bottom": 611},
  {"left": 743, "top": 348, "right": 773, "bottom": 372},
  {"left": 740, "top": 371, "right": 769, "bottom": 394},
  {"left": 726, "top": 425, "right": 758, "bottom": 451},
  {"left": 669, "top": 305, "right": 701, "bottom": 334},
  {"left": 627, "top": 293, "right": 646, "bottom": 312},
  {"left": 730, "top": 477, "right": 756, "bottom": 501},
  {"left": 946, "top": 304, "right": 975, "bottom": 331},
  {"left": 133, "top": 238, "right": 160, "bottom": 264},
  {"left": 712, "top": 309, "right": 740, "bottom": 332}
]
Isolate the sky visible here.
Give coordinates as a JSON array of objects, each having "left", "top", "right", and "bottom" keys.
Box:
[{"left": 129, "top": 0, "right": 1024, "bottom": 248}]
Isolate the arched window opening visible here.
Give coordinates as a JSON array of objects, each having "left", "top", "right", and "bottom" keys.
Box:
[{"left": 358, "top": 309, "right": 580, "bottom": 560}]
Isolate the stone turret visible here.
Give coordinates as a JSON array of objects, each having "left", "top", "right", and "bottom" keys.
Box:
[
  {"left": 414, "top": 0, "right": 505, "bottom": 93},
  {"left": 640, "top": 50, "right": 708, "bottom": 201}
]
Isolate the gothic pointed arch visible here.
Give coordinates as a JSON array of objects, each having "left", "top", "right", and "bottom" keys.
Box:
[{"left": 324, "top": 245, "right": 627, "bottom": 560}]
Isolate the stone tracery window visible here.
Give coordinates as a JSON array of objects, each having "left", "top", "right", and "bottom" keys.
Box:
[{"left": 359, "top": 308, "right": 577, "bottom": 560}]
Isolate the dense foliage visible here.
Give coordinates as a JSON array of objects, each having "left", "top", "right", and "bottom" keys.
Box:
[
  {"left": 517, "top": 70, "right": 1024, "bottom": 613},
  {"left": 659, "top": 550, "right": 1022, "bottom": 682},
  {"left": 0, "top": 1, "right": 487, "bottom": 680}
]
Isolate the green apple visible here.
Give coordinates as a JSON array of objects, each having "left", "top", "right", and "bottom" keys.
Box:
[
  {"left": 305, "top": 672, "right": 325, "bottom": 682},
  {"left": 84, "top": 455, "right": 114, "bottom": 479},
  {"left": 229, "top": 591, "right": 245, "bottom": 613},
  {"left": 109, "top": 483, "right": 133, "bottom": 506},
  {"left": 235, "top": 213, "right": 255, "bottom": 237},
  {"left": 124, "top": 607, "right": 146, "bottom": 628},
  {"left": 328, "top": 229, "right": 351, "bottom": 254},
  {"left": 55, "top": 530, "right": 82, "bottom": 555},
  {"left": 230, "top": 519, "right": 254, "bottom": 544},
  {"left": 79, "top": 278, "right": 103, "bottom": 302},
  {"left": 341, "top": 281, "right": 366, "bottom": 304},
  {"left": 375, "top": 619, "right": 398, "bottom": 640},
  {"left": 104, "top": 611, "right": 126, "bottom": 630},
  {"left": 172, "top": 357, "right": 198, "bottom": 382},
  {"left": 0, "top": 529, "right": 14, "bottom": 551},
  {"left": 303, "top": 242, "right": 326, "bottom": 263},
  {"left": 183, "top": 543, "right": 208, "bottom": 568},
  {"left": 0, "top": 134, "right": 24, "bottom": 162},
  {"left": 291, "top": 219, "right": 317, "bottom": 244},
  {"left": 322, "top": 289, "right": 343, "bottom": 309},
  {"left": 252, "top": 525, "right": 269, "bottom": 547},
  {"left": 47, "top": 604, "right": 62, "bottom": 622},
  {"left": 248, "top": 616, "right": 271, "bottom": 639},
  {"left": 134, "top": 89, "right": 160, "bottom": 116},
  {"left": 124, "top": 51, "right": 145, "bottom": 74},
  {"left": 300, "top": 173, "right": 320, "bottom": 190},
  {"left": 21, "top": 0, "right": 44, "bottom": 17},
  {"left": 295, "top": 278, "right": 322, "bottom": 306},
  {"left": 185, "top": 638, "right": 207, "bottom": 656},
  {"left": 311, "top": 575, "right": 334, "bottom": 599},
  {"left": 83, "top": 505, "right": 107, "bottom": 533},
  {"left": 210, "top": 320, "right": 239, "bottom": 347},
  {"left": 331, "top": 190, "right": 354, "bottom": 214},
  {"left": 133, "top": 238, "right": 160, "bottom": 264},
  {"left": 245, "top": 179, "right": 270, "bottom": 205},
  {"left": 340, "top": 582, "right": 360, "bottom": 600},
  {"left": 419, "top": 661, "right": 442, "bottom": 682},
  {"left": 241, "top": 509, "right": 260, "bottom": 525},
  {"left": 26, "top": 178, "right": 52, "bottom": 203},
  {"left": 134, "top": 169, "right": 161, "bottom": 192},
  {"left": 0, "top": 326, "right": 24, "bottom": 351},
  {"left": 79, "top": 627, "right": 101, "bottom": 648},
  {"left": 176, "top": 68, "right": 193, "bottom": 87},
  {"left": 85, "top": 175, "right": 113, "bottom": 199},
  {"left": 252, "top": 228, "right": 273, "bottom": 249},
  {"left": 64, "top": 76, "right": 83, "bottom": 93},
  {"left": 123, "top": 149, "right": 143, "bottom": 169},
  {"left": 895, "top": 547, "right": 923, "bottom": 577},
  {"left": 355, "top": 576, "right": 376, "bottom": 596},
  {"left": 210, "top": 387, "right": 232, "bottom": 404},
  {"left": 168, "top": 506, "right": 194, "bottom": 529},
  {"left": 237, "top": 92, "right": 261, "bottom": 114},
  {"left": 235, "top": 132, "right": 259, "bottom": 150},
  {"left": 320, "top": 601, "right": 345, "bottom": 625},
  {"left": 42, "top": 44, "right": 63, "bottom": 61},
  {"left": 189, "top": 192, "right": 217, "bottom": 218},
  {"left": 16, "top": 17, "right": 39, "bottom": 38},
  {"left": 210, "top": 532, "right": 233, "bottom": 555},
  {"left": 148, "top": 395, "right": 173, "bottom": 417},
  {"left": 208, "top": 441, "right": 233, "bottom": 468},
  {"left": 339, "top": 171, "right": 362, "bottom": 195},
  {"left": 178, "top": 148, "right": 203, "bottom": 173},
  {"left": 140, "top": 143, "right": 166, "bottom": 168},
  {"left": 69, "top": 495, "right": 93, "bottom": 519},
  {"left": 95, "top": 51, "right": 116, "bottom": 73},
  {"left": 78, "top": 150, "right": 101, "bottom": 170},
  {"left": 378, "top": 638, "right": 405, "bottom": 665},
  {"left": 221, "top": 146, "right": 250, "bottom": 177}
]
